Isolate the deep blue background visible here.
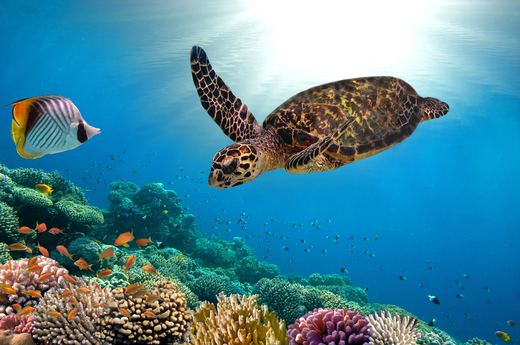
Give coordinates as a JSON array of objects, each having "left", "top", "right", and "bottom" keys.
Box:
[{"left": 1, "top": 1, "right": 519, "bottom": 343}]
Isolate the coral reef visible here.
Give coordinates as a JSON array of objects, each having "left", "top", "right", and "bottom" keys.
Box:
[
  {"left": 367, "top": 311, "right": 420, "bottom": 345},
  {"left": 191, "top": 292, "right": 289, "bottom": 345},
  {"left": 96, "top": 280, "right": 192, "bottom": 344},
  {"left": 235, "top": 255, "right": 280, "bottom": 284},
  {"left": 0, "top": 314, "right": 33, "bottom": 333},
  {"left": 254, "top": 277, "right": 306, "bottom": 324},
  {"left": 189, "top": 273, "right": 233, "bottom": 305},
  {"left": 303, "top": 288, "right": 349, "bottom": 311},
  {"left": 464, "top": 338, "right": 492, "bottom": 345},
  {"left": 0, "top": 202, "right": 20, "bottom": 243},
  {"left": 0, "top": 243, "right": 13, "bottom": 265},
  {"left": 417, "top": 327, "right": 460, "bottom": 345},
  {"left": 0, "top": 330, "right": 35, "bottom": 345},
  {"left": 32, "top": 277, "right": 114, "bottom": 345},
  {"left": 55, "top": 200, "right": 104, "bottom": 225},
  {"left": 286, "top": 308, "right": 372, "bottom": 345},
  {"left": 0, "top": 256, "right": 68, "bottom": 317}
]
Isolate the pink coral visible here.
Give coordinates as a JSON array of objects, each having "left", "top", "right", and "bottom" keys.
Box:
[
  {"left": 287, "top": 308, "right": 372, "bottom": 345},
  {"left": 0, "top": 256, "right": 68, "bottom": 317},
  {"left": 0, "top": 315, "right": 34, "bottom": 334}
]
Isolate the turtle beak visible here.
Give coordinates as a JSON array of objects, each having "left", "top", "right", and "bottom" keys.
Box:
[{"left": 208, "top": 170, "right": 225, "bottom": 189}]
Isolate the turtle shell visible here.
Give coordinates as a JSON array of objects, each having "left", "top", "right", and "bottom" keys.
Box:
[{"left": 263, "top": 77, "right": 423, "bottom": 162}]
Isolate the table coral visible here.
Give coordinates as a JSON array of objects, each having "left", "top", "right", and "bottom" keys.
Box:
[
  {"left": 192, "top": 292, "right": 289, "bottom": 345},
  {"left": 286, "top": 308, "right": 372, "bottom": 345},
  {"left": 32, "top": 277, "right": 114, "bottom": 345},
  {"left": 55, "top": 200, "right": 104, "bottom": 225},
  {"left": 0, "top": 256, "right": 68, "bottom": 318},
  {"left": 96, "top": 280, "right": 192, "bottom": 344}
]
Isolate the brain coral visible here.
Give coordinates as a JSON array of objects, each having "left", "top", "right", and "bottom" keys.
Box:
[
  {"left": 0, "top": 256, "right": 68, "bottom": 317},
  {"left": 96, "top": 280, "right": 192, "bottom": 344},
  {"left": 32, "top": 277, "right": 114, "bottom": 345},
  {"left": 55, "top": 200, "right": 104, "bottom": 225},
  {"left": 191, "top": 292, "right": 289, "bottom": 345}
]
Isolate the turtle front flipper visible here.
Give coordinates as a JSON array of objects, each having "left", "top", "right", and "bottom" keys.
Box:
[
  {"left": 190, "top": 46, "right": 263, "bottom": 142},
  {"left": 285, "top": 117, "right": 356, "bottom": 174}
]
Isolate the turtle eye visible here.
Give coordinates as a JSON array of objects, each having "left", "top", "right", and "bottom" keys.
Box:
[{"left": 222, "top": 157, "right": 238, "bottom": 175}]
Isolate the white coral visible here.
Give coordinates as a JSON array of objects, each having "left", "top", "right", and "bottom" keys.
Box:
[{"left": 367, "top": 310, "right": 420, "bottom": 345}]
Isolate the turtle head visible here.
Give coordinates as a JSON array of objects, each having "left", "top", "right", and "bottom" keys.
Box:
[
  {"left": 208, "top": 142, "right": 263, "bottom": 188},
  {"left": 421, "top": 97, "right": 450, "bottom": 122}
]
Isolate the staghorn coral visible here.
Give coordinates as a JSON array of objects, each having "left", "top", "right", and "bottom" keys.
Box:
[
  {"left": 96, "top": 280, "right": 192, "bottom": 344},
  {"left": 0, "top": 202, "right": 20, "bottom": 243},
  {"left": 191, "top": 292, "right": 289, "bottom": 345},
  {"left": 367, "top": 311, "right": 420, "bottom": 345},
  {"left": 286, "top": 308, "right": 372, "bottom": 345},
  {"left": 0, "top": 314, "right": 33, "bottom": 333},
  {"left": 55, "top": 200, "right": 104, "bottom": 225},
  {"left": 0, "top": 330, "right": 36, "bottom": 345},
  {"left": 253, "top": 277, "right": 306, "bottom": 324},
  {"left": 0, "top": 256, "right": 68, "bottom": 317},
  {"left": 32, "top": 277, "right": 114, "bottom": 345}
]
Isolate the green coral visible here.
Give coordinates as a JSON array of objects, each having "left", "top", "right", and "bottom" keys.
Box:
[
  {"left": 0, "top": 242, "right": 13, "bottom": 264},
  {"left": 0, "top": 201, "right": 20, "bottom": 242},
  {"left": 303, "top": 287, "right": 349, "bottom": 310},
  {"left": 189, "top": 273, "right": 233, "bottom": 305},
  {"left": 55, "top": 200, "right": 104, "bottom": 224},
  {"left": 235, "top": 255, "right": 280, "bottom": 283},
  {"left": 464, "top": 338, "right": 492, "bottom": 345},
  {"left": 13, "top": 187, "right": 53, "bottom": 207},
  {"left": 417, "top": 327, "right": 460, "bottom": 345},
  {"left": 253, "top": 277, "right": 306, "bottom": 324},
  {"left": 308, "top": 273, "right": 351, "bottom": 287}
]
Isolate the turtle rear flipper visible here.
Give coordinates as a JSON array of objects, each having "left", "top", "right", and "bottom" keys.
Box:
[
  {"left": 190, "top": 46, "right": 263, "bottom": 142},
  {"left": 285, "top": 117, "right": 355, "bottom": 174}
]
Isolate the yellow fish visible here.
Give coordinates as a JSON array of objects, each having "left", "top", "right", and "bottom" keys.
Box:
[
  {"left": 7, "top": 95, "right": 100, "bottom": 159},
  {"left": 496, "top": 331, "right": 513, "bottom": 343},
  {"left": 35, "top": 184, "right": 53, "bottom": 194}
]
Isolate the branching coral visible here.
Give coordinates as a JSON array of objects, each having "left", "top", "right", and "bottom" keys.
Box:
[
  {"left": 0, "top": 314, "right": 34, "bottom": 333},
  {"left": 96, "top": 280, "right": 192, "bottom": 344},
  {"left": 253, "top": 278, "right": 306, "bottom": 324},
  {"left": 366, "top": 311, "right": 419, "bottom": 345},
  {"left": 0, "top": 256, "right": 68, "bottom": 317},
  {"left": 286, "top": 308, "right": 372, "bottom": 345},
  {"left": 32, "top": 277, "right": 114, "bottom": 345},
  {"left": 191, "top": 292, "right": 289, "bottom": 345}
]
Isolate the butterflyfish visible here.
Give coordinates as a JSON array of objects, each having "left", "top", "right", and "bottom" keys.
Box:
[{"left": 7, "top": 95, "right": 100, "bottom": 159}]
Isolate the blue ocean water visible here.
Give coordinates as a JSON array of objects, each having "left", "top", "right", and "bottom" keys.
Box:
[{"left": 1, "top": 0, "right": 519, "bottom": 343}]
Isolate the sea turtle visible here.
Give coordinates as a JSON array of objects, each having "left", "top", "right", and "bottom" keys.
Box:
[{"left": 190, "top": 46, "right": 450, "bottom": 189}]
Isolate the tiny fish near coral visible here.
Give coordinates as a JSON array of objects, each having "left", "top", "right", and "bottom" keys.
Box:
[
  {"left": 56, "top": 245, "right": 74, "bottom": 260},
  {"left": 124, "top": 255, "right": 135, "bottom": 271},
  {"left": 114, "top": 229, "right": 134, "bottom": 247},
  {"left": 74, "top": 258, "right": 93, "bottom": 271},
  {"left": 135, "top": 237, "right": 153, "bottom": 249},
  {"left": 141, "top": 265, "right": 157, "bottom": 274},
  {"left": 97, "top": 247, "right": 114, "bottom": 261},
  {"left": 36, "top": 242, "right": 49, "bottom": 257},
  {"left": 35, "top": 222, "right": 47, "bottom": 233}
]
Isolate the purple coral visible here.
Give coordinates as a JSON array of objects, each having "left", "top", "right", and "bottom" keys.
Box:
[{"left": 287, "top": 308, "right": 372, "bottom": 345}]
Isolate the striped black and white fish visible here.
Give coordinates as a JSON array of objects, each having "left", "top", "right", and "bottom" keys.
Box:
[{"left": 6, "top": 95, "right": 100, "bottom": 158}]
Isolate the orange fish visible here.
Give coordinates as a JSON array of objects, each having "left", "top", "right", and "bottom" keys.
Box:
[
  {"left": 68, "top": 308, "right": 77, "bottom": 321},
  {"left": 36, "top": 242, "right": 49, "bottom": 257},
  {"left": 74, "top": 258, "right": 93, "bottom": 271},
  {"left": 28, "top": 256, "right": 38, "bottom": 267},
  {"left": 92, "top": 303, "right": 100, "bottom": 308},
  {"left": 24, "top": 290, "right": 42, "bottom": 298},
  {"left": 114, "top": 229, "right": 134, "bottom": 247},
  {"left": 135, "top": 237, "right": 153, "bottom": 249},
  {"left": 35, "top": 184, "right": 53, "bottom": 195},
  {"left": 18, "top": 226, "right": 32, "bottom": 234},
  {"left": 0, "top": 284, "right": 16, "bottom": 295},
  {"left": 77, "top": 287, "right": 91, "bottom": 294},
  {"left": 124, "top": 284, "right": 144, "bottom": 295},
  {"left": 28, "top": 264, "right": 42, "bottom": 273},
  {"left": 132, "top": 289, "right": 147, "bottom": 299},
  {"left": 45, "top": 310, "right": 61, "bottom": 318},
  {"left": 12, "top": 304, "right": 21, "bottom": 312},
  {"left": 140, "top": 265, "right": 157, "bottom": 274},
  {"left": 38, "top": 273, "right": 53, "bottom": 282},
  {"left": 142, "top": 310, "right": 157, "bottom": 318},
  {"left": 67, "top": 297, "right": 77, "bottom": 305},
  {"left": 100, "top": 303, "right": 110, "bottom": 309},
  {"left": 97, "top": 269, "right": 113, "bottom": 278},
  {"left": 60, "top": 290, "right": 73, "bottom": 298},
  {"left": 48, "top": 227, "right": 64, "bottom": 235},
  {"left": 124, "top": 255, "right": 135, "bottom": 271},
  {"left": 63, "top": 275, "right": 78, "bottom": 284},
  {"left": 35, "top": 222, "right": 47, "bottom": 233},
  {"left": 97, "top": 248, "right": 114, "bottom": 261},
  {"left": 7, "top": 243, "right": 32, "bottom": 253},
  {"left": 17, "top": 306, "right": 35, "bottom": 316},
  {"left": 56, "top": 245, "right": 74, "bottom": 260},
  {"left": 119, "top": 308, "right": 132, "bottom": 318},
  {"left": 145, "top": 295, "right": 160, "bottom": 304}
]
